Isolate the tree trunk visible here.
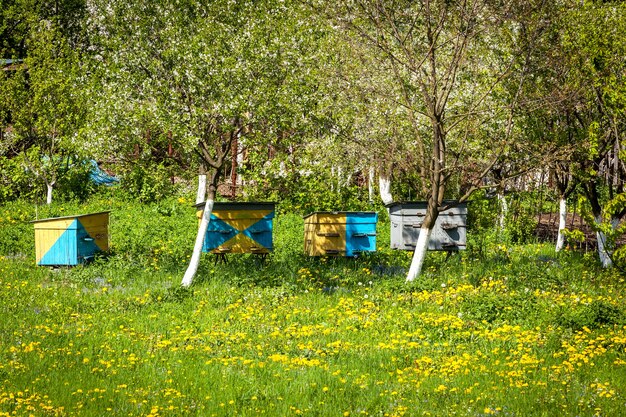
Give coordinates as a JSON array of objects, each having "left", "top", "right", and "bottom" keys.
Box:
[
  {"left": 368, "top": 167, "right": 375, "bottom": 203},
  {"left": 196, "top": 174, "right": 207, "bottom": 205},
  {"left": 46, "top": 182, "right": 54, "bottom": 205},
  {"left": 583, "top": 181, "right": 615, "bottom": 268},
  {"left": 337, "top": 166, "right": 343, "bottom": 191},
  {"left": 379, "top": 174, "right": 393, "bottom": 205},
  {"left": 555, "top": 197, "right": 567, "bottom": 252},
  {"left": 497, "top": 192, "right": 508, "bottom": 230},
  {"left": 231, "top": 134, "right": 238, "bottom": 198},
  {"left": 182, "top": 170, "right": 219, "bottom": 287},
  {"left": 595, "top": 214, "right": 617, "bottom": 268},
  {"left": 406, "top": 116, "right": 445, "bottom": 282},
  {"left": 406, "top": 225, "right": 432, "bottom": 280}
]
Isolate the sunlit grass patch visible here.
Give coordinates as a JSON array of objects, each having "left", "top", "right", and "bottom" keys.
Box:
[{"left": 1, "top": 197, "right": 626, "bottom": 416}]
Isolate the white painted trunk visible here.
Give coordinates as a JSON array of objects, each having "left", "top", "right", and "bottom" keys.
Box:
[
  {"left": 278, "top": 161, "right": 287, "bottom": 177},
  {"left": 237, "top": 149, "right": 244, "bottom": 185},
  {"left": 595, "top": 214, "right": 617, "bottom": 268},
  {"left": 379, "top": 175, "right": 393, "bottom": 205},
  {"left": 497, "top": 193, "right": 507, "bottom": 230},
  {"left": 337, "top": 166, "right": 343, "bottom": 191},
  {"left": 406, "top": 226, "right": 432, "bottom": 282},
  {"left": 555, "top": 198, "right": 567, "bottom": 252},
  {"left": 46, "top": 183, "right": 53, "bottom": 205},
  {"left": 368, "top": 167, "right": 375, "bottom": 202},
  {"left": 195, "top": 174, "right": 207, "bottom": 205},
  {"left": 181, "top": 198, "right": 214, "bottom": 287}
]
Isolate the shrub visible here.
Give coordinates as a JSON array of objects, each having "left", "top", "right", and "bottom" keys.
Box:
[
  {"left": 555, "top": 300, "right": 624, "bottom": 330},
  {"left": 118, "top": 163, "right": 177, "bottom": 203},
  {"left": 0, "top": 156, "right": 40, "bottom": 202}
]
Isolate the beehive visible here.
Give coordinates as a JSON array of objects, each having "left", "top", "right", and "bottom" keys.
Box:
[
  {"left": 32, "top": 211, "right": 110, "bottom": 266},
  {"left": 304, "top": 211, "right": 377, "bottom": 256},
  {"left": 388, "top": 202, "right": 467, "bottom": 251},
  {"left": 196, "top": 202, "right": 275, "bottom": 255}
]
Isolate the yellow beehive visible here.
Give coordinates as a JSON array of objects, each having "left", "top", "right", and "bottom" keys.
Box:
[{"left": 304, "top": 211, "right": 377, "bottom": 257}]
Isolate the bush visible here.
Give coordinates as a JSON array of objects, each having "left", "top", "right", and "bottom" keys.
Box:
[
  {"left": 0, "top": 156, "right": 39, "bottom": 202},
  {"left": 460, "top": 290, "right": 539, "bottom": 324},
  {"left": 55, "top": 159, "right": 97, "bottom": 202},
  {"left": 118, "top": 163, "right": 177, "bottom": 203},
  {"left": 0, "top": 200, "right": 34, "bottom": 258},
  {"left": 555, "top": 300, "right": 624, "bottom": 331},
  {"left": 241, "top": 158, "right": 378, "bottom": 216}
]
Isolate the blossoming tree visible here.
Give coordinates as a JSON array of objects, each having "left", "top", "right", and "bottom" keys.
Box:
[{"left": 87, "top": 0, "right": 325, "bottom": 285}]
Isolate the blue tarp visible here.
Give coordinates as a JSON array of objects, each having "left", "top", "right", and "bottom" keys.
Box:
[{"left": 88, "top": 160, "right": 119, "bottom": 186}]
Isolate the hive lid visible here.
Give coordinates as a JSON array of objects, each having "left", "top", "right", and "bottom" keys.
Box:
[
  {"left": 30, "top": 211, "right": 111, "bottom": 224},
  {"left": 303, "top": 211, "right": 378, "bottom": 220},
  {"left": 194, "top": 201, "right": 276, "bottom": 210},
  {"left": 385, "top": 200, "right": 466, "bottom": 207}
]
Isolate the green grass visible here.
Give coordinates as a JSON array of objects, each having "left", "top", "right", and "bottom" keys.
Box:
[{"left": 1, "top": 195, "right": 625, "bottom": 416}]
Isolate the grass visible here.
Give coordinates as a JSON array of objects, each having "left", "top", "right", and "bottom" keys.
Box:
[{"left": 1, "top": 195, "right": 625, "bottom": 416}]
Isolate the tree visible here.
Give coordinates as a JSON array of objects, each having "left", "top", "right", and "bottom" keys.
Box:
[
  {"left": 1, "top": 23, "right": 85, "bottom": 204},
  {"left": 557, "top": 1, "right": 626, "bottom": 266},
  {"left": 321, "top": 0, "right": 554, "bottom": 280},
  {"left": 1, "top": 0, "right": 85, "bottom": 57},
  {"left": 87, "top": 0, "right": 326, "bottom": 285}
]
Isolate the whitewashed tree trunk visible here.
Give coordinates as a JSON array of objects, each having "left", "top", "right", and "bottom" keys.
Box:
[
  {"left": 406, "top": 226, "right": 432, "bottom": 282},
  {"left": 195, "top": 174, "right": 207, "bottom": 205},
  {"left": 368, "top": 167, "right": 375, "bottom": 202},
  {"left": 182, "top": 198, "right": 214, "bottom": 287},
  {"left": 595, "top": 214, "right": 618, "bottom": 268},
  {"left": 46, "top": 182, "right": 54, "bottom": 205},
  {"left": 555, "top": 198, "right": 567, "bottom": 252},
  {"left": 497, "top": 192, "right": 507, "bottom": 230},
  {"left": 337, "top": 166, "right": 343, "bottom": 191},
  {"left": 237, "top": 148, "right": 244, "bottom": 186},
  {"left": 379, "top": 175, "right": 393, "bottom": 205},
  {"left": 278, "top": 161, "right": 287, "bottom": 177}
]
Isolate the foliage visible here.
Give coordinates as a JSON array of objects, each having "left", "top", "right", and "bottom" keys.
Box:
[
  {"left": 1, "top": 21, "right": 87, "bottom": 204},
  {"left": 54, "top": 159, "right": 96, "bottom": 202},
  {"left": 563, "top": 228, "right": 585, "bottom": 244},
  {"left": 0, "top": 0, "right": 86, "bottom": 58},
  {"left": 0, "top": 199, "right": 33, "bottom": 258},
  {"left": 0, "top": 154, "right": 96, "bottom": 204},
  {"left": 505, "top": 207, "right": 538, "bottom": 245},
  {"left": 556, "top": 300, "right": 624, "bottom": 331},
  {"left": 117, "top": 163, "right": 177, "bottom": 203},
  {"left": 85, "top": 0, "right": 326, "bottom": 181},
  {"left": 241, "top": 154, "right": 377, "bottom": 215},
  {"left": 0, "top": 156, "right": 37, "bottom": 202}
]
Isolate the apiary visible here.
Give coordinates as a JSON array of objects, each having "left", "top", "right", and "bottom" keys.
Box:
[
  {"left": 388, "top": 202, "right": 467, "bottom": 251},
  {"left": 196, "top": 202, "right": 275, "bottom": 255},
  {"left": 304, "top": 211, "right": 377, "bottom": 257},
  {"left": 32, "top": 211, "right": 110, "bottom": 266}
]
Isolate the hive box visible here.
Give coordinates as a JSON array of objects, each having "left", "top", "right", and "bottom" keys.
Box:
[
  {"left": 388, "top": 202, "right": 467, "bottom": 251},
  {"left": 195, "top": 202, "right": 275, "bottom": 255},
  {"left": 304, "top": 211, "right": 377, "bottom": 257},
  {"left": 32, "top": 211, "right": 110, "bottom": 266}
]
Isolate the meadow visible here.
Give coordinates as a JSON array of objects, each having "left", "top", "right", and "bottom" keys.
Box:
[{"left": 1, "top": 194, "right": 625, "bottom": 416}]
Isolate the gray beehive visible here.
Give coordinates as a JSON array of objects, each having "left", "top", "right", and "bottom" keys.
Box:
[{"left": 388, "top": 201, "right": 467, "bottom": 251}]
